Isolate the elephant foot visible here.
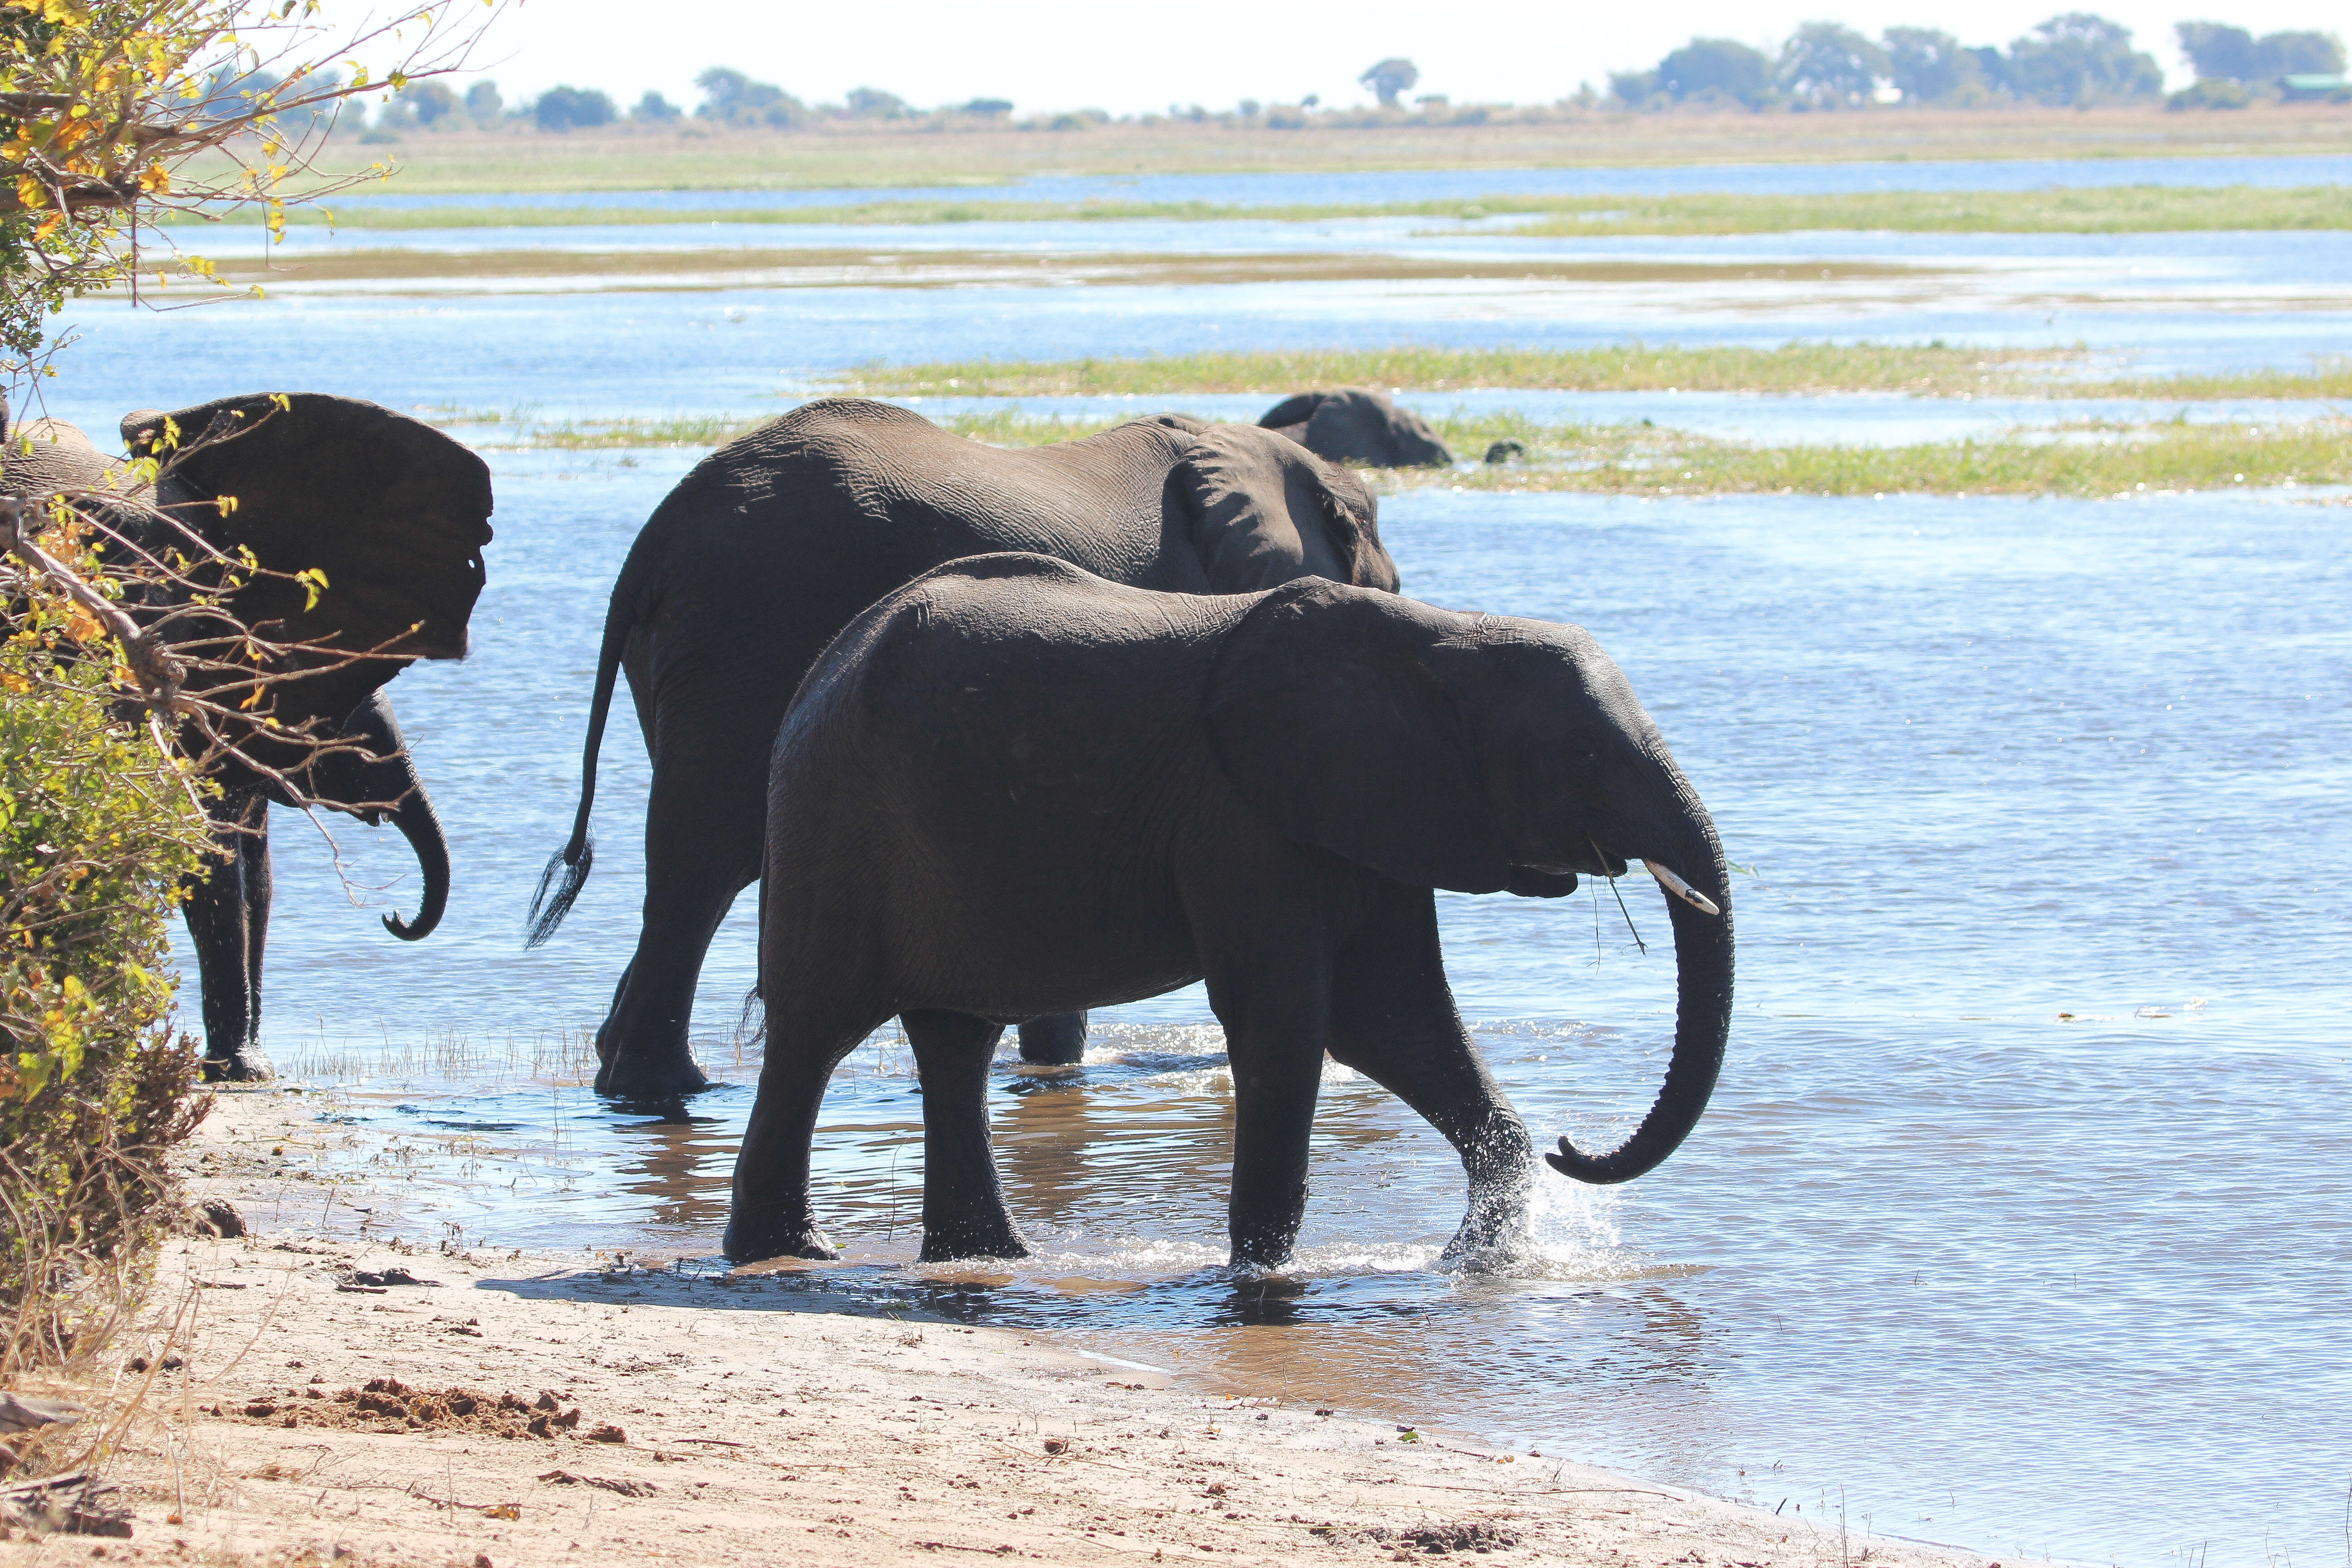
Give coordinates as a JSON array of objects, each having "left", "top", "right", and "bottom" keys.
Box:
[
  {"left": 200, "top": 1048, "right": 274, "bottom": 1084},
  {"left": 916, "top": 1217, "right": 1031, "bottom": 1264},
  {"left": 593, "top": 1046, "right": 711, "bottom": 1100},
  {"left": 1015, "top": 1011, "right": 1088, "bottom": 1066},
  {"left": 722, "top": 1215, "right": 839, "bottom": 1264}
]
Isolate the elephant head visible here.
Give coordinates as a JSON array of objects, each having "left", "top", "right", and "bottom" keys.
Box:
[
  {"left": 121, "top": 392, "right": 493, "bottom": 746},
  {"left": 1204, "top": 581, "right": 1733, "bottom": 1184},
  {"left": 1258, "top": 388, "right": 1453, "bottom": 469},
  {"left": 1163, "top": 423, "right": 1398, "bottom": 593}
]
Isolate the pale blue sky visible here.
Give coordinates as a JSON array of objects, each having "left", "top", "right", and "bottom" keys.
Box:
[{"left": 406, "top": 0, "right": 2337, "bottom": 113}]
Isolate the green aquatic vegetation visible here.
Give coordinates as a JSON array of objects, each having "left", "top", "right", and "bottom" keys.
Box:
[
  {"left": 844, "top": 343, "right": 2082, "bottom": 397},
  {"left": 844, "top": 346, "right": 2352, "bottom": 402},
  {"left": 1402, "top": 415, "right": 2352, "bottom": 497},
  {"left": 433, "top": 404, "right": 2350, "bottom": 497},
  {"left": 1499, "top": 184, "right": 2352, "bottom": 237},
  {"left": 934, "top": 409, "right": 2352, "bottom": 497}
]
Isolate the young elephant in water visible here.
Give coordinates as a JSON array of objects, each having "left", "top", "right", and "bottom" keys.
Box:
[{"left": 728, "top": 554, "right": 1733, "bottom": 1270}]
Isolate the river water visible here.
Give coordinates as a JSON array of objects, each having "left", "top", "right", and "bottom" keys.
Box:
[{"left": 28, "top": 152, "right": 2352, "bottom": 1568}]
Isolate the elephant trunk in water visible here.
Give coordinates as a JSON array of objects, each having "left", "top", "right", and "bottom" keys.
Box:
[
  {"left": 324, "top": 693, "right": 451, "bottom": 941},
  {"left": 1546, "top": 764, "right": 1735, "bottom": 1186}
]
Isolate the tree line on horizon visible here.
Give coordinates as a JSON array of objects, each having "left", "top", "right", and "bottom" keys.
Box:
[
  {"left": 1610, "top": 14, "right": 2344, "bottom": 111},
  {"left": 282, "top": 17, "right": 2347, "bottom": 142}
]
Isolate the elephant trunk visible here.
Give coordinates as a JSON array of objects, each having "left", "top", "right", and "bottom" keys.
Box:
[
  {"left": 383, "top": 783, "right": 451, "bottom": 941},
  {"left": 1546, "top": 770, "right": 1734, "bottom": 1186}
]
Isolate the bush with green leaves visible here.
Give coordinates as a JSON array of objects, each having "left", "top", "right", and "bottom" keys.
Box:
[{"left": 0, "top": 541, "right": 215, "bottom": 1380}]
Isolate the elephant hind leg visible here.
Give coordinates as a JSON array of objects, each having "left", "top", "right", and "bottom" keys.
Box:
[
  {"left": 906, "top": 1010, "right": 1029, "bottom": 1262},
  {"left": 1015, "top": 1010, "right": 1088, "bottom": 1066}
]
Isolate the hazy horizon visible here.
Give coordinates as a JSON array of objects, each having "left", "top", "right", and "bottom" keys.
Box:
[{"left": 395, "top": 0, "right": 2343, "bottom": 118}]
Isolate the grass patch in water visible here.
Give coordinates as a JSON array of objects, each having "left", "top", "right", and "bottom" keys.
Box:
[
  {"left": 934, "top": 409, "right": 2352, "bottom": 497},
  {"left": 840, "top": 346, "right": 2352, "bottom": 401},
  {"left": 213, "top": 181, "right": 2352, "bottom": 235},
  {"left": 441, "top": 403, "right": 2351, "bottom": 496},
  {"left": 844, "top": 343, "right": 2079, "bottom": 397}
]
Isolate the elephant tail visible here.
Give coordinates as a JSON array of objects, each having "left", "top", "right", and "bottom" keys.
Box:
[{"left": 525, "top": 568, "right": 637, "bottom": 948}]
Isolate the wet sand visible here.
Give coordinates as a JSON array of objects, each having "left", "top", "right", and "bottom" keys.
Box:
[{"left": 7, "top": 1093, "right": 2012, "bottom": 1568}]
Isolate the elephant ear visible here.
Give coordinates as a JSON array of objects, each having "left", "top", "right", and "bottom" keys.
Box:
[
  {"left": 1168, "top": 424, "right": 1394, "bottom": 593},
  {"left": 1204, "top": 580, "right": 1508, "bottom": 894},
  {"left": 1256, "top": 392, "right": 1325, "bottom": 439},
  {"left": 3, "top": 418, "right": 140, "bottom": 500},
  {"left": 127, "top": 393, "right": 493, "bottom": 730}
]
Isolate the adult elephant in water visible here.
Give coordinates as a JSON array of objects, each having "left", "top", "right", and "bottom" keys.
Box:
[
  {"left": 1259, "top": 387, "right": 1452, "bottom": 468},
  {"left": 527, "top": 397, "right": 1399, "bottom": 1100},
  {"left": 2, "top": 396, "right": 493, "bottom": 1081}
]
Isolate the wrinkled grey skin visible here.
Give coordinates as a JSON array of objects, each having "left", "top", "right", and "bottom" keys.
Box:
[
  {"left": 727, "top": 554, "right": 1733, "bottom": 1270},
  {"left": 1260, "top": 388, "right": 1453, "bottom": 468},
  {"left": 1, "top": 400, "right": 490, "bottom": 1082},
  {"left": 528, "top": 398, "right": 1402, "bottom": 1101}
]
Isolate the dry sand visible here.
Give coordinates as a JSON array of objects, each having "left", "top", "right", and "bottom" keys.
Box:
[{"left": 5, "top": 1094, "right": 2008, "bottom": 1568}]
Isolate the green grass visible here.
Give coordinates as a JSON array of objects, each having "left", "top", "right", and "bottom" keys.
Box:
[
  {"left": 181, "top": 107, "right": 2352, "bottom": 199},
  {"left": 834, "top": 345, "right": 2352, "bottom": 401},
  {"left": 435, "top": 403, "right": 2352, "bottom": 497},
  {"left": 218, "top": 181, "right": 2351, "bottom": 235},
  {"left": 941, "top": 411, "right": 2352, "bottom": 497},
  {"left": 1501, "top": 184, "right": 2352, "bottom": 236}
]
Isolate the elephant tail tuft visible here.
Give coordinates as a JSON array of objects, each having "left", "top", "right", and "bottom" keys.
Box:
[{"left": 524, "top": 836, "right": 593, "bottom": 948}]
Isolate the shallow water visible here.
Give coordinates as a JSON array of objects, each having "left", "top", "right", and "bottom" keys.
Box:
[{"left": 206, "top": 463, "right": 2352, "bottom": 1568}]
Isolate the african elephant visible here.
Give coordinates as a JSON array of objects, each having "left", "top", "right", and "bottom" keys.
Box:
[
  {"left": 1259, "top": 387, "right": 1452, "bottom": 468},
  {"left": 725, "top": 553, "right": 1732, "bottom": 1270},
  {"left": 1, "top": 395, "right": 493, "bottom": 1081},
  {"left": 528, "top": 397, "right": 1399, "bottom": 1099}
]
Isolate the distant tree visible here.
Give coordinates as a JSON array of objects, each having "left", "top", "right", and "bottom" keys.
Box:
[
  {"left": 1963, "top": 44, "right": 2010, "bottom": 91},
  {"left": 2176, "top": 21, "right": 2259, "bottom": 81},
  {"left": 843, "top": 85, "right": 910, "bottom": 119},
  {"left": 2005, "top": 13, "right": 2162, "bottom": 104},
  {"left": 532, "top": 85, "right": 616, "bottom": 132},
  {"left": 1607, "top": 69, "right": 1659, "bottom": 106},
  {"left": 1358, "top": 58, "right": 1420, "bottom": 108},
  {"left": 1657, "top": 38, "right": 1772, "bottom": 106},
  {"left": 963, "top": 97, "right": 1014, "bottom": 117},
  {"left": 631, "top": 91, "right": 682, "bottom": 123},
  {"left": 1777, "top": 22, "right": 1889, "bottom": 107},
  {"left": 1883, "top": 27, "right": 1980, "bottom": 102},
  {"left": 1237, "top": 98, "right": 1261, "bottom": 117},
  {"left": 695, "top": 67, "right": 809, "bottom": 128},
  {"left": 2255, "top": 30, "right": 2345, "bottom": 76},
  {"left": 403, "top": 80, "right": 460, "bottom": 126},
  {"left": 466, "top": 80, "right": 505, "bottom": 127}
]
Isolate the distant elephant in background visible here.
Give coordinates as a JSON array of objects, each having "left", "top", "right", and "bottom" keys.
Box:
[
  {"left": 725, "top": 554, "right": 1732, "bottom": 1269},
  {"left": 1260, "top": 387, "right": 1452, "bottom": 468},
  {"left": 2, "top": 395, "right": 494, "bottom": 1081},
  {"left": 528, "top": 397, "right": 1400, "bottom": 1100}
]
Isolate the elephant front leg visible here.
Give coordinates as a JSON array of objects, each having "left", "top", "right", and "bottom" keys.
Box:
[
  {"left": 905, "top": 1010, "right": 1029, "bottom": 1261},
  {"left": 184, "top": 791, "right": 274, "bottom": 1083},
  {"left": 1328, "top": 894, "right": 1533, "bottom": 1264}
]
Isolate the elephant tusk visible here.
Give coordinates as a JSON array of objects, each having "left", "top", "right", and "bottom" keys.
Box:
[{"left": 1643, "top": 860, "right": 1720, "bottom": 917}]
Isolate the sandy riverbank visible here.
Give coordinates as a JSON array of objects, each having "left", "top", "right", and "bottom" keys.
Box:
[{"left": 5, "top": 1094, "right": 2009, "bottom": 1568}]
